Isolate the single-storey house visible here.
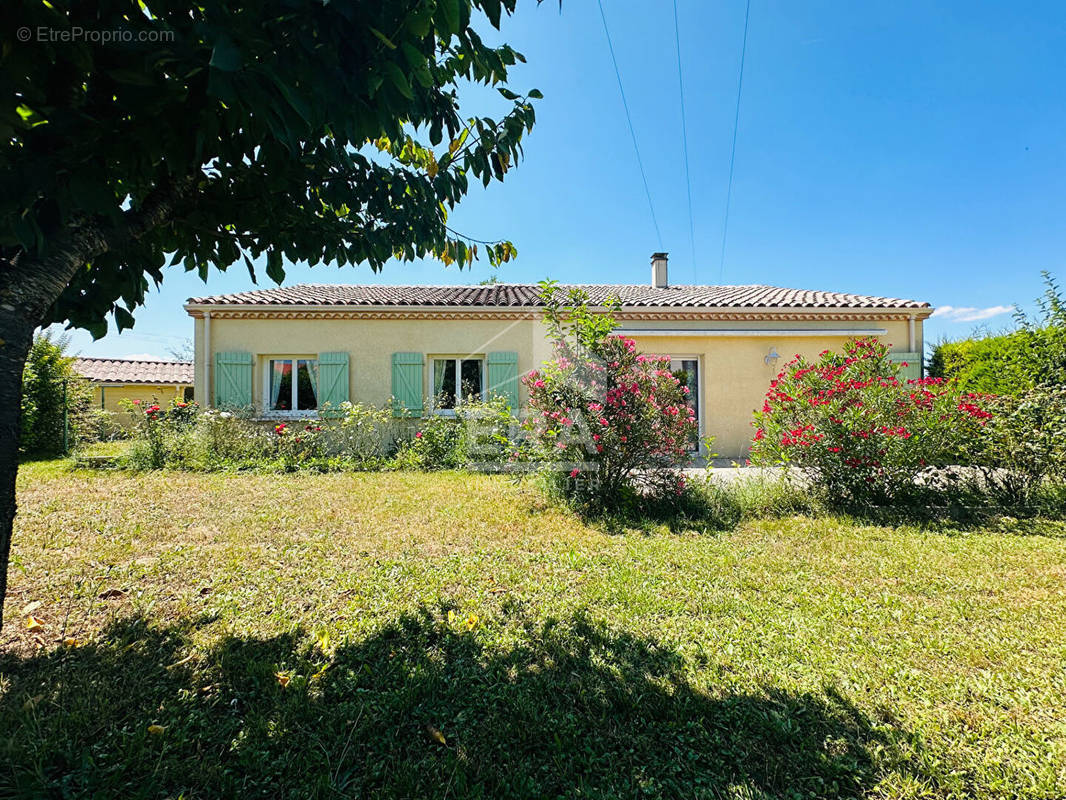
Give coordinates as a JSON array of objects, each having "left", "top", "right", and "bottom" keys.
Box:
[
  {"left": 183, "top": 254, "right": 932, "bottom": 459},
  {"left": 73, "top": 357, "right": 194, "bottom": 418}
]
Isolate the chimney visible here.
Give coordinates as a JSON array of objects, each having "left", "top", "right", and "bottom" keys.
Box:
[{"left": 651, "top": 252, "right": 669, "bottom": 288}]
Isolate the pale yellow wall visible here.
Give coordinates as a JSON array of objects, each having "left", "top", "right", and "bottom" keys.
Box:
[
  {"left": 623, "top": 317, "right": 917, "bottom": 459},
  {"left": 202, "top": 315, "right": 552, "bottom": 411},
  {"left": 192, "top": 313, "right": 922, "bottom": 459}
]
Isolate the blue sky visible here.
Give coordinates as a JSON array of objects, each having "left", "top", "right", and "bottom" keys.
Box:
[{"left": 60, "top": 0, "right": 1066, "bottom": 359}]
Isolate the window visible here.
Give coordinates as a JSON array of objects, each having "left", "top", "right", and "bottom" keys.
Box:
[
  {"left": 670, "top": 357, "right": 701, "bottom": 452},
  {"left": 183, "top": 386, "right": 194, "bottom": 402},
  {"left": 266, "top": 358, "right": 318, "bottom": 413},
  {"left": 431, "top": 357, "right": 484, "bottom": 411}
]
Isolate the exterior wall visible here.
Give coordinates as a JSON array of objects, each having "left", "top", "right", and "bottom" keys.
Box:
[
  {"left": 200, "top": 315, "right": 553, "bottom": 411},
  {"left": 623, "top": 317, "right": 915, "bottom": 459},
  {"left": 192, "top": 312, "right": 921, "bottom": 459}
]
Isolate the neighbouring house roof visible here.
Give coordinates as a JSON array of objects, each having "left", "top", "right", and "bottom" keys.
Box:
[
  {"left": 73, "top": 357, "right": 194, "bottom": 385},
  {"left": 185, "top": 283, "right": 931, "bottom": 310}
]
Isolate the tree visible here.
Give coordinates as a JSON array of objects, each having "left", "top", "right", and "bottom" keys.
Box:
[
  {"left": 166, "top": 338, "right": 195, "bottom": 362},
  {"left": 21, "top": 331, "right": 93, "bottom": 457},
  {"left": 0, "top": 0, "right": 541, "bottom": 630}
]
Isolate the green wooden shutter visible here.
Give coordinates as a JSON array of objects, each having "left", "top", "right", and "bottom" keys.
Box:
[
  {"left": 391, "top": 352, "right": 424, "bottom": 416},
  {"left": 317, "top": 352, "right": 349, "bottom": 415},
  {"left": 486, "top": 351, "right": 520, "bottom": 409},
  {"left": 214, "top": 351, "right": 253, "bottom": 408},
  {"left": 889, "top": 351, "right": 922, "bottom": 381}
]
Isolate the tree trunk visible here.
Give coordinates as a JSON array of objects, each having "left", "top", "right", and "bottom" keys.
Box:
[
  {"left": 0, "top": 177, "right": 191, "bottom": 634},
  {"left": 0, "top": 305, "right": 35, "bottom": 633}
]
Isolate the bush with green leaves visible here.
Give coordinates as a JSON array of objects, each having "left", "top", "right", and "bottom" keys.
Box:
[
  {"left": 523, "top": 284, "right": 698, "bottom": 509},
  {"left": 974, "top": 384, "right": 1066, "bottom": 506},
  {"left": 394, "top": 397, "right": 526, "bottom": 471},
  {"left": 121, "top": 397, "right": 201, "bottom": 469},
  {"left": 20, "top": 332, "right": 92, "bottom": 456},
  {"left": 750, "top": 338, "right": 994, "bottom": 508},
  {"left": 929, "top": 272, "right": 1066, "bottom": 394}
]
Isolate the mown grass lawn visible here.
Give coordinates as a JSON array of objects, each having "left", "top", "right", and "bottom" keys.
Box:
[{"left": 2, "top": 462, "right": 1065, "bottom": 799}]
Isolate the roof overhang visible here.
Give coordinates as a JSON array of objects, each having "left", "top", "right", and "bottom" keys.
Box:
[{"left": 184, "top": 302, "right": 934, "bottom": 322}]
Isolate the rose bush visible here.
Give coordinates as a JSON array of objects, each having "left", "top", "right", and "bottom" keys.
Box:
[
  {"left": 523, "top": 284, "right": 697, "bottom": 508},
  {"left": 749, "top": 338, "right": 994, "bottom": 507}
]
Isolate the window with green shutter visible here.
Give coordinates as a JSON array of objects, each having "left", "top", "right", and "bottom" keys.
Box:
[
  {"left": 486, "top": 351, "right": 520, "bottom": 409},
  {"left": 391, "top": 352, "right": 424, "bottom": 416},
  {"left": 317, "top": 352, "right": 349, "bottom": 415},
  {"left": 214, "top": 351, "right": 253, "bottom": 408},
  {"left": 889, "top": 351, "right": 922, "bottom": 381}
]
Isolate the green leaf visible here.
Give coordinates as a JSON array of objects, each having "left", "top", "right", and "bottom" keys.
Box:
[
  {"left": 266, "top": 249, "right": 285, "bottom": 284},
  {"left": 439, "top": 0, "right": 460, "bottom": 35},
  {"left": 210, "top": 35, "right": 243, "bottom": 72},
  {"left": 528, "top": 89, "right": 543, "bottom": 100},
  {"left": 383, "top": 62, "right": 413, "bottom": 100},
  {"left": 407, "top": 10, "right": 432, "bottom": 38},
  {"left": 114, "top": 306, "right": 135, "bottom": 331},
  {"left": 369, "top": 27, "right": 397, "bottom": 49}
]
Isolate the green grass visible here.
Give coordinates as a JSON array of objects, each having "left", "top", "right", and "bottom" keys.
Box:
[{"left": 2, "top": 462, "right": 1065, "bottom": 798}]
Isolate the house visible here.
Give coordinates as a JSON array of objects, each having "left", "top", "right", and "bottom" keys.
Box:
[
  {"left": 183, "top": 254, "right": 932, "bottom": 459},
  {"left": 73, "top": 357, "right": 194, "bottom": 419}
]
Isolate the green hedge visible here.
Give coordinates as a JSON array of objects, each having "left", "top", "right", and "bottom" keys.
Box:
[{"left": 929, "top": 273, "right": 1066, "bottom": 395}]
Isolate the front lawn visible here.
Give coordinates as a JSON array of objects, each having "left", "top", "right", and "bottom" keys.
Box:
[{"left": 2, "top": 462, "right": 1065, "bottom": 798}]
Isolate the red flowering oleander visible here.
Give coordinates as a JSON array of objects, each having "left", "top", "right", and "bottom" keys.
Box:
[{"left": 750, "top": 337, "right": 995, "bottom": 505}]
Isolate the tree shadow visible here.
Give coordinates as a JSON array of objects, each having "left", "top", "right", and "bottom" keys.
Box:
[{"left": 0, "top": 610, "right": 937, "bottom": 798}]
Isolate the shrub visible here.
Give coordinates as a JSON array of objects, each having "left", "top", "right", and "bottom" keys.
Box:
[
  {"left": 929, "top": 272, "right": 1066, "bottom": 394},
  {"left": 975, "top": 384, "right": 1066, "bottom": 505},
  {"left": 20, "top": 332, "right": 93, "bottom": 456},
  {"left": 122, "top": 397, "right": 201, "bottom": 469},
  {"left": 319, "top": 401, "right": 395, "bottom": 466},
  {"left": 750, "top": 338, "right": 993, "bottom": 508},
  {"left": 523, "top": 283, "right": 697, "bottom": 509},
  {"left": 395, "top": 397, "right": 526, "bottom": 471}
]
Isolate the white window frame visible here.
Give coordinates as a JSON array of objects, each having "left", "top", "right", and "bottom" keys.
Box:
[
  {"left": 669, "top": 355, "right": 703, "bottom": 452},
  {"left": 429, "top": 355, "right": 485, "bottom": 415},
  {"left": 261, "top": 355, "right": 319, "bottom": 418}
]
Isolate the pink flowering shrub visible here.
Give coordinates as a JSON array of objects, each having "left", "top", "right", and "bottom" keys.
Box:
[
  {"left": 523, "top": 283, "right": 697, "bottom": 507},
  {"left": 749, "top": 338, "right": 994, "bottom": 506}
]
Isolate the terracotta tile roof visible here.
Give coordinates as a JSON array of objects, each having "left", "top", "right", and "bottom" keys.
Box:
[
  {"left": 73, "top": 358, "right": 194, "bottom": 385},
  {"left": 186, "top": 283, "right": 930, "bottom": 310}
]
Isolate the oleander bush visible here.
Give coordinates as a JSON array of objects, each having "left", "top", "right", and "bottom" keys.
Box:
[
  {"left": 524, "top": 284, "right": 698, "bottom": 509},
  {"left": 750, "top": 338, "right": 996, "bottom": 508}
]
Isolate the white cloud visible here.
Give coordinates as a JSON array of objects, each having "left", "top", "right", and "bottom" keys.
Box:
[{"left": 930, "top": 305, "right": 1015, "bottom": 323}]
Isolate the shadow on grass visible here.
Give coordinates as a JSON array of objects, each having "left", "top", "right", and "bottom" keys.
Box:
[{"left": 0, "top": 610, "right": 934, "bottom": 798}]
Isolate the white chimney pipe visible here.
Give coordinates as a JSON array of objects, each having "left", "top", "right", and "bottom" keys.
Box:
[{"left": 651, "top": 252, "right": 669, "bottom": 288}]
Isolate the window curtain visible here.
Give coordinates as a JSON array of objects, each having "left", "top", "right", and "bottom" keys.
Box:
[
  {"left": 270, "top": 360, "right": 286, "bottom": 409},
  {"left": 433, "top": 359, "right": 448, "bottom": 396},
  {"left": 301, "top": 359, "right": 318, "bottom": 406}
]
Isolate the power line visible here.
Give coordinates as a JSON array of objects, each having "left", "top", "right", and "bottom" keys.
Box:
[
  {"left": 672, "top": 0, "right": 696, "bottom": 283},
  {"left": 597, "top": 0, "right": 663, "bottom": 249},
  {"left": 719, "top": 0, "right": 752, "bottom": 283}
]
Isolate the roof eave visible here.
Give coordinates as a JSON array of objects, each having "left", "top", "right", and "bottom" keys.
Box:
[{"left": 184, "top": 302, "right": 932, "bottom": 317}]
